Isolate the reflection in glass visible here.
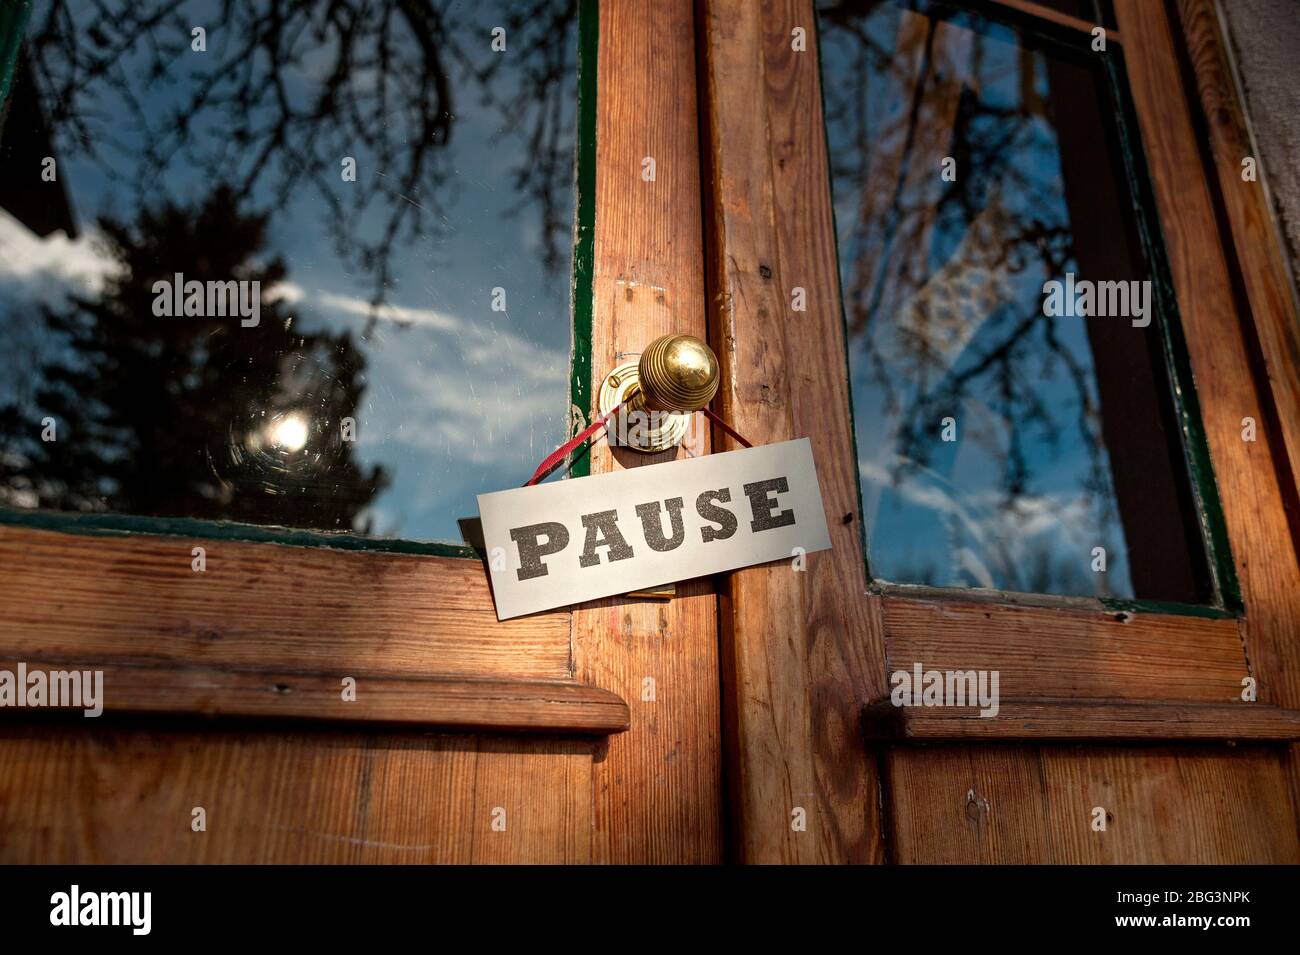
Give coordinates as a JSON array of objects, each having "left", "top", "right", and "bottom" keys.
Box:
[
  {"left": 817, "top": 0, "right": 1212, "bottom": 602},
  {"left": 0, "top": 0, "right": 581, "bottom": 541}
]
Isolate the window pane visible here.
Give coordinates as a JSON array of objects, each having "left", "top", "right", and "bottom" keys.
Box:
[
  {"left": 0, "top": 0, "right": 582, "bottom": 543},
  {"left": 817, "top": 0, "right": 1213, "bottom": 602}
]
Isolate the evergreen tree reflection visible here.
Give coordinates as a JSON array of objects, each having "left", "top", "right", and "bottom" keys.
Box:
[{"left": 1, "top": 187, "right": 389, "bottom": 530}]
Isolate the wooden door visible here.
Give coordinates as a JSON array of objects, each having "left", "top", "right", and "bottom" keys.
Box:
[
  {"left": 700, "top": 0, "right": 1300, "bottom": 863},
  {"left": 0, "top": 0, "right": 721, "bottom": 864},
  {"left": 4, "top": 0, "right": 1299, "bottom": 868}
]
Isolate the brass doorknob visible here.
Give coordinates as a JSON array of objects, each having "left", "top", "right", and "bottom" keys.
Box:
[
  {"left": 597, "top": 334, "right": 720, "bottom": 453},
  {"left": 637, "top": 333, "right": 720, "bottom": 413}
]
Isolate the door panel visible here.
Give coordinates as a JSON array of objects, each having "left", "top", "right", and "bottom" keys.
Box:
[
  {"left": 4, "top": 0, "right": 1299, "bottom": 867},
  {"left": 886, "top": 744, "right": 1299, "bottom": 864},
  {"left": 0, "top": 723, "right": 596, "bottom": 863},
  {"left": 701, "top": 0, "right": 1300, "bottom": 863},
  {"left": 0, "top": 0, "right": 718, "bottom": 865}
]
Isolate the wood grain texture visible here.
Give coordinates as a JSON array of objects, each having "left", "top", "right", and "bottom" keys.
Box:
[
  {"left": 1174, "top": 0, "right": 1300, "bottom": 524},
  {"left": 884, "top": 746, "right": 1055, "bottom": 863},
  {"left": 0, "top": 521, "right": 609, "bottom": 859},
  {"left": 0, "top": 525, "right": 571, "bottom": 682},
  {"left": 0, "top": 660, "right": 629, "bottom": 734},
  {"left": 0, "top": 724, "right": 594, "bottom": 863},
  {"left": 870, "top": 1, "right": 1300, "bottom": 865},
  {"left": 1164, "top": 0, "right": 1300, "bottom": 831},
  {"left": 700, "top": 0, "right": 887, "bottom": 863},
  {"left": 878, "top": 3, "right": 1300, "bottom": 866},
  {"left": 1116, "top": 0, "right": 1300, "bottom": 827},
  {"left": 882, "top": 596, "right": 1249, "bottom": 701},
  {"left": 1037, "top": 745, "right": 1299, "bottom": 863},
  {"left": 1114, "top": 0, "right": 1300, "bottom": 711},
  {"left": 569, "top": 0, "right": 723, "bottom": 863},
  {"left": 886, "top": 744, "right": 1300, "bottom": 863},
  {"left": 864, "top": 700, "right": 1300, "bottom": 741}
]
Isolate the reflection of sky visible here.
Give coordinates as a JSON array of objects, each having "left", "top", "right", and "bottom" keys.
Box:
[
  {"left": 820, "top": 1, "right": 1134, "bottom": 597},
  {"left": 0, "top": 0, "right": 575, "bottom": 542}
]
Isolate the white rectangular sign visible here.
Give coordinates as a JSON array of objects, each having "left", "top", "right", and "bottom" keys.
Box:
[{"left": 477, "top": 438, "right": 832, "bottom": 620}]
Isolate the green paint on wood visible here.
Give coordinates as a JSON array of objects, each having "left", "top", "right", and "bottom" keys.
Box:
[
  {"left": 567, "top": 0, "right": 599, "bottom": 481},
  {"left": 0, "top": 509, "right": 483, "bottom": 561},
  {"left": 0, "top": 0, "right": 32, "bottom": 119},
  {"left": 1100, "top": 596, "right": 1238, "bottom": 621},
  {"left": 1103, "top": 45, "right": 1243, "bottom": 613},
  {"left": 0, "top": 506, "right": 478, "bottom": 559}
]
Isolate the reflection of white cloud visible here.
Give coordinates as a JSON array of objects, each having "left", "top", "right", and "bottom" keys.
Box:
[
  {"left": 278, "top": 283, "right": 568, "bottom": 469},
  {"left": 861, "top": 453, "right": 1097, "bottom": 537},
  {"left": 859, "top": 453, "right": 1105, "bottom": 590},
  {"left": 0, "top": 210, "right": 569, "bottom": 473},
  {"left": 0, "top": 209, "right": 120, "bottom": 299},
  {"left": 858, "top": 457, "right": 988, "bottom": 546},
  {"left": 274, "top": 282, "right": 459, "bottom": 332},
  {"left": 0, "top": 211, "right": 127, "bottom": 407},
  {"left": 954, "top": 547, "right": 996, "bottom": 590}
]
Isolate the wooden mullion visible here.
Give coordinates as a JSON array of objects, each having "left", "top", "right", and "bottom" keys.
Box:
[
  {"left": 568, "top": 0, "right": 723, "bottom": 864},
  {"left": 701, "top": 0, "right": 888, "bottom": 864}
]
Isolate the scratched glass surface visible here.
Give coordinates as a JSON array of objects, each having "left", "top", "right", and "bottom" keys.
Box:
[
  {"left": 0, "top": 0, "right": 578, "bottom": 542},
  {"left": 817, "top": 0, "right": 1212, "bottom": 602}
]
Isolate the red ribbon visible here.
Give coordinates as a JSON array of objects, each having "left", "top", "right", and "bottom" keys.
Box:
[
  {"left": 524, "top": 403, "right": 753, "bottom": 487},
  {"left": 702, "top": 407, "right": 753, "bottom": 449},
  {"left": 524, "top": 402, "right": 625, "bottom": 486}
]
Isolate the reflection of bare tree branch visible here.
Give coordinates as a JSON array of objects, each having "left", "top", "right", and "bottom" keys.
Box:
[
  {"left": 26, "top": 0, "right": 579, "bottom": 329},
  {"left": 479, "top": 0, "right": 580, "bottom": 273},
  {"left": 821, "top": 3, "right": 1107, "bottom": 513}
]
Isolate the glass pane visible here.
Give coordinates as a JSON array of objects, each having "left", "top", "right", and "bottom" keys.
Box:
[
  {"left": 817, "top": 0, "right": 1213, "bottom": 602},
  {"left": 0, "top": 0, "right": 582, "bottom": 542}
]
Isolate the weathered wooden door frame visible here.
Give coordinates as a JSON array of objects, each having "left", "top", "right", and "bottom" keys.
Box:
[{"left": 699, "top": 0, "right": 1300, "bottom": 863}]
